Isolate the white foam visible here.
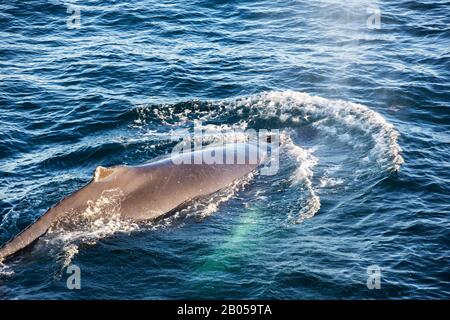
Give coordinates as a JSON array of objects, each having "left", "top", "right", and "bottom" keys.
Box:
[
  {"left": 46, "top": 188, "right": 140, "bottom": 264},
  {"left": 283, "top": 135, "right": 321, "bottom": 223},
  {"left": 62, "top": 243, "right": 79, "bottom": 269},
  {"left": 319, "top": 176, "right": 344, "bottom": 188},
  {"left": 0, "top": 261, "right": 14, "bottom": 277},
  {"left": 233, "top": 91, "right": 403, "bottom": 172}
]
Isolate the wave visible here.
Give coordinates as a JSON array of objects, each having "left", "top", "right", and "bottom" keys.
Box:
[{"left": 135, "top": 90, "right": 403, "bottom": 171}]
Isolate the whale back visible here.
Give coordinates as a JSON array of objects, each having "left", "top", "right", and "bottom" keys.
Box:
[
  {"left": 0, "top": 143, "right": 265, "bottom": 261},
  {"left": 99, "top": 143, "right": 265, "bottom": 220}
]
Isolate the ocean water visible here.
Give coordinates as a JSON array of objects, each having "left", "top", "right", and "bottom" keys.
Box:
[{"left": 0, "top": 0, "right": 449, "bottom": 299}]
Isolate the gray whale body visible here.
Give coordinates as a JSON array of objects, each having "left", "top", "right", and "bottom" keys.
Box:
[{"left": 0, "top": 143, "right": 265, "bottom": 262}]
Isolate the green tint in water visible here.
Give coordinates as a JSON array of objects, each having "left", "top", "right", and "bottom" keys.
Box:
[{"left": 199, "top": 204, "right": 263, "bottom": 273}]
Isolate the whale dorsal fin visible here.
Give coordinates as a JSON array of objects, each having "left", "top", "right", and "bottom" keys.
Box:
[{"left": 94, "top": 166, "right": 115, "bottom": 182}]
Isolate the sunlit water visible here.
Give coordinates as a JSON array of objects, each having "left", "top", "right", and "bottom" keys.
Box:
[{"left": 0, "top": 0, "right": 449, "bottom": 299}]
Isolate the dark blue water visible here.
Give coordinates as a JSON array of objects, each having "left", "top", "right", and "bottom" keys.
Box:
[{"left": 0, "top": 0, "right": 449, "bottom": 299}]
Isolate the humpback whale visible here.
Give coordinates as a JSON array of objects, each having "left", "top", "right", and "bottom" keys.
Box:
[{"left": 0, "top": 142, "right": 266, "bottom": 262}]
